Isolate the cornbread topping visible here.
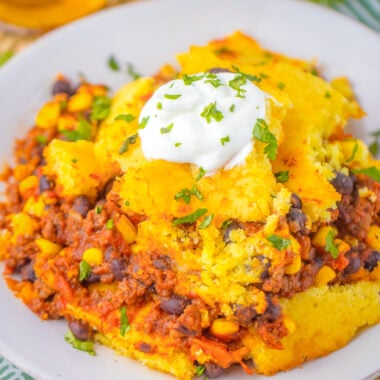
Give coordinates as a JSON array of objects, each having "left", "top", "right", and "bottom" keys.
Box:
[{"left": 138, "top": 72, "right": 266, "bottom": 172}]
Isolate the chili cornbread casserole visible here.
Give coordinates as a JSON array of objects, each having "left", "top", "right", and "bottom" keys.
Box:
[{"left": 1, "top": 32, "right": 380, "bottom": 379}]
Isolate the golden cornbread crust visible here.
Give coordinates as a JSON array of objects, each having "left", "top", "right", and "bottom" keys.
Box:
[{"left": 1, "top": 32, "right": 380, "bottom": 379}]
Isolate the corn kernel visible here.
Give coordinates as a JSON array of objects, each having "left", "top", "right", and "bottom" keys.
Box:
[
  {"left": 57, "top": 114, "right": 77, "bottom": 132},
  {"left": 82, "top": 247, "right": 103, "bottom": 265},
  {"left": 23, "top": 196, "right": 45, "bottom": 217},
  {"left": 315, "top": 265, "right": 336, "bottom": 285},
  {"left": 289, "top": 235, "right": 301, "bottom": 255},
  {"left": 115, "top": 215, "right": 137, "bottom": 244},
  {"left": 312, "top": 226, "right": 337, "bottom": 248},
  {"left": 284, "top": 252, "right": 302, "bottom": 274},
  {"left": 36, "top": 101, "right": 61, "bottom": 129},
  {"left": 334, "top": 238, "right": 350, "bottom": 255},
  {"left": 67, "top": 92, "right": 93, "bottom": 113},
  {"left": 283, "top": 315, "right": 296, "bottom": 335},
  {"left": 366, "top": 225, "right": 380, "bottom": 251},
  {"left": 210, "top": 319, "right": 239, "bottom": 337},
  {"left": 35, "top": 238, "right": 62, "bottom": 257},
  {"left": 13, "top": 164, "right": 34, "bottom": 181},
  {"left": 19, "top": 175, "right": 38, "bottom": 198}
]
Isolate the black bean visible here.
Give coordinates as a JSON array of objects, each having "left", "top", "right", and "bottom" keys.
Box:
[
  {"left": 290, "top": 193, "right": 302, "bottom": 209},
  {"left": 160, "top": 294, "right": 190, "bottom": 316},
  {"left": 204, "top": 362, "right": 224, "bottom": 379},
  {"left": 223, "top": 221, "right": 241, "bottom": 243},
  {"left": 72, "top": 195, "right": 92, "bottom": 218},
  {"left": 20, "top": 261, "right": 36, "bottom": 282},
  {"left": 176, "top": 324, "right": 197, "bottom": 336},
  {"left": 39, "top": 175, "right": 51, "bottom": 192},
  {"left": 110, "top": 258, "right": 128, "bottom": 281},
  {"left": 235, "top": 305, "right": 257, "bottom": 325},
  {"left": 331, "top": 172, "right": 354, "bottom": 195},
  {"left": 364, "top": 250, "right": 380, "bottom": 272},
  {"left": 84, "top": 272, "right": 101, "bottom": 284},
  {"left": 208, "top": 67, "right": 231, "bottom": 74},
  {"left": 263, "top": 295, "right": 281, "bottom": 322},
  {"left": 52, "top": 79, "right": 73, "bottom": 96},
  {"left": 286, "top": 208, "right": 307, "bottom": 234},
  {"left": 137, "top": 343, "right": 152, "bottom": 353},
  {"left": 153, "top": 255, "right": 171, "bottom": 270},
  {"left": 344, "top": 254, "right": 361, "bottom": 275},
  {"left": 98, "top": 177, "right": 116, "bottom": 200},
  {"left": 68, "top": 319, "right": 91, "bottom": 341}
]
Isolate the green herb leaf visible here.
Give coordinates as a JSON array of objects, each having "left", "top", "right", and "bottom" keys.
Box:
[
  {"left": 173, "top": 208, "right": 208, "bottom": 226},
  {"left": 127, "top": 63, "right": 141, "bottom": 80},
  {"left": 228, "top": 74, "right": 247, "bottom": 98},
  {"left": 71, "top": 158, "right": 78, "bottom": 164},
  {"left": 120, "top": 306, "right": 131, "bottom": 336},
  {"left": 35, "top": 135, "right": 48, "bottom": 145},
  {"left": 325, "top": 91, "right": 332, "bottom": 98},
  {"left": 231, "top": 66, "right": 261, "bottom": 83},
  {"left": 369, "top": 140, "right": 379, "bottom": 156},
  {"left": 79, "top": 260, "right": 91, "bottom": 281},
  {"left": 266, "top": 234, "right": 291, "bottom": 250},
  {"left": 174, "top": 142, "right": 182, "bottom": 147},
  {"left": 95, "top": 206, "right": 103, "bottom": 214},
  {"left": 274, "top": 170, "right": 289, "bottom": 183},
  {"left": 221, "top": 220, "right": 232, "bottom": 229},
  {"left": 108, "top": 55, "right": 120, "bottom": 71},
  {"left": 325, "top": 230, "right": 339, "bottom": 259},
  {"left": 277, "top": 82, "right": 286, "bottom": 90},
  {"left": 91, "top": 96, "right": 111, "bottom": 121},
  {"left": 61, "top": 117, "right": 92, "bottom": 142},
  {"left": 183, "top": 73, "right": 205, "bottom": 85},
  {"left": 175, "top": 185, "right": 203, "bottom": 204},
  {"left": 346, "top": 142, "right": 358, "bottom": 163},
  {"left": 160, "top": 123, "right": 174, "bottom": 134},
  {"left": 310, "top": 67, "right": 319, "bottom": 76},
  {"left": 164, "top": 94, "right": 182, "bottom": 100},
  {"left": 200, "top": 102, "right": 224, "bottom": 123},
  {"left": 0, "top": 51, "right": 13, "bottom": 67},
  {"left": 64, "top": 330, "right": 96, "bottom": 356},
  {"left": 352, "top": 166, "right": 380, "bottom": 182},
  {"left": 119, "top": 134, "right": 138, "bottom": 154},
  {"left": 229, "top": 104, "right": 235, "bottom": 113},
  {"left": 198, "top": 214, "right": 214, "bottom": 229},
  {"left": 252, "top": 118, "right": 278, "bottom": 160},
  {"left": 106, "top": 218, "right": 114, "bottom": 229},
  {"left": 157, "top": 102, "right": 163, "bottom": 109},
  {"left": 124, "top": 200, "right": 130, "bottom": 206},
  {"left": 205, "top": 73, "right": 224, "bottom": 88},
  {"left": 195, "top": 365, "right": 206, "bottom": 376},
  {"left": 139, "top": 116, "right": 150, "bottom": 129},
  {"left": 220, "top": 135, "right": 230, "bottom": 145},
  {"left": 196, "top": 167, "right": 206, "bottom": 181},
  {"left": 115, "top": 113, "right": 136, "bottom": 123}
]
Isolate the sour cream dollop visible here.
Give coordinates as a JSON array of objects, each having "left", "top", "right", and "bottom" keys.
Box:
[{"left": 138, "top": 72, "right": 266, "bottom": 173}]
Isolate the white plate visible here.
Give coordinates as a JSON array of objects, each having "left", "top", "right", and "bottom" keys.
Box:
[{"left": 0, "top": 0, "right": 380, "bottom": 379}]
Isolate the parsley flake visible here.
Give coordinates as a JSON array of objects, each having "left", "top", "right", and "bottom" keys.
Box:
[
  {"left": 65, "top": 330, "right": 96, "bottom": 356},
  {"left": 325, "top": 230, "right": 339, "bottom": 258},
  {"left": 0, "top": 51, "right": 13, "bottom": 67},
  {"left": 352, "top": 167, "right": 380, "bottom": 182},
  {"left": 196, "top": 167, "right": 206, "bottom": 181},
  {"left": 277, "top": 82, "right": 286, "bottom": 90},
  {"left": 91, "top": 96, "right": 111, "bottom": 121},
  {"left": 266, "top": 235, "right": 291, "bottom": 250},
  {"left": 127, "top": 63, "right": 141, "bottom": 80},
  {"left": 231, "top": 66, "right": 261, "bottom": 83},
  {"left": 79, "top": 260, "right": 91, "bottom": 281},
  {"left": 106, "top": 218, "right": 114, "bottom": 229},
  {"left": 115, "top": 113, "right": 136, "bottom": 123},
  {"left": 173, "top": 208, "right": 208, "bottom": 226},
  {"left": 205, "top": 73, "right": 224, "bottom": 88},
  {"left": 139, "top": 116, "right": 150, "bottom": 129},
  {"left": 369, "top": 129, "right": 380, "bottom": 157},
  {"left": 124, "top": 200, "right": 130, "bottom": 206},
  {"left": 198, "top": 214, "right": 214, "bottom": 229},
  {"left": 160, "top": 123, "right": 174, "bottom": 134},
  {"left": 183, "top": 73, "right": 205, "bottom": 85},
  {"left": 200, "top": 102, "right": 224, "bottom": 123},
  {"left": 221, "top": 220, "right": 233, "bottom": 229},
  {"left": 120, "top": 306, "right": 131, "bottom": 336},
  {"left": 157, "top": 102, "right": 163, "bottom": 110},
  {"left": 61, "top": 117, "right": 92, "bottom": 142},
  {"left": 174, "top": 142, "right": 182, "bottom": 147},
  {"left": 164, "top": 94, "right": 182, "bottom": 100},
  {"left": 95, "top": 206, "right": 103, "bottom": 214},
  {"left": 229, "top": 104, "right": 235, "bottom": 113},
  {"left": 71, "top": 158, "right": 78, "bottom": 164},
  {"left": 325, "top": 91, "right": 332, "bottom": 98},
  {"left": 108, "top": 55, "right": 120, "bottom": 71},
  {"left": 195, "top": 365, "right": 206, "bottom": 376},
  {"left": 252, "top": 118, "right": 278, "bottom": 160},
  {"left": 274, "top": 170, "right": 289, "bottom": 183},
  {"left": 35, "top": 135, "right": 47, "bottom": 145},
  {"left": 175, "top": 185, "right": 203, "bottom": 204},
  {"left": 119, "top": 134, "right": 138, "bottom": 154},
  {"left": 346, "top": 142, "right": 358, "bottom": 163},
  {"left": 221, "top": 135, "right": 230, "bottom": 145},
  {"left": 228, "top": 74, "right": 247, "bottom": 98}
]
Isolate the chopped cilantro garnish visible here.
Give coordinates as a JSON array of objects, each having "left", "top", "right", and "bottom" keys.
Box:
[
  {"left": 195, "top": 364, "right": 206, "bottom": 376},
  {"left": 108, "top": 55, "right": 120, "bottom": 71},
  {"left": 106, "top": 218, "right": 114, "bottom": 229},
  {"left": 277, "top": 82, "right": 286, "bottom": 90},
  {"left": 260, "top": 72, "right": 269, "bottom": 79},
  {"left": 352, "top": 166, "right": 380, "bottom": 182},
  {"left": 346, "top": 142, "right": 358, "bottom": 163},
  {"left": 115, "top": 113, "right": 136, "bottom": 123},
  {"left": 35, "top": 135, "right": 47, "bottom": 145},
  {"left": 196, "top": 167, "right": 206, "bottom": 181},
  {"left": 120, "top": 306, "right": 131, "bottom": 336},
  {"left": 173, "top": 208, "right": 208, "bottom": 226},
  {"left": 266, "top": 234, "right": 291, "bottom": 250},
  {"left": 221, "top": 220, "right": 232, "bottom": 229},
  {"left": 127, "top": 63, "right": 141, "bottom": 80},
  {"left": 139, "top": 116, "right": 150, "bottom": 129},
  {"left": 124, "top": 200, "right": 130, "bottom": 206},
  {"left": 160, "top": 123, "right": 174, "bottom": 134},
  {"left": 0, "top": 51, "right": 13, "bottom": 67},
  {"left": 200, "top": 102, "right": 224, "bottom": 123},
  {"left": 175, "top": 185, "right": 203, "bottom": 204},
  {"left": 157, "top": 102, "right": 163, "bottom": 109},
  {"left": 204, "top": 73, "right": 224, "bottom": 88},
  {"left": 228, "top": 74, "right": 247, "bottom": 98},
  {"left": 369, "top": 129, "right": 380, "bottom": 157},
  {"left": 61, "top": 117, "right": 92, "bottom": 142},
  {"left": 252, "top": 118, "right": 278, "bottom": 160},
  {"left": 174, "top": 142, "right": 182, "bottom": 147},
  {"left": 79, "top": 260, "right": 91, "bottom": 281},
  {"left": 95, "top": 206, "right": 103, "bottom": 214},
  {"left": 220, "top": 135, "right": 230, "bottom": 145},
  {"left": 64, "top": 330, "right": 96, "bottom": 356},
  {"left": 164, "top": 94, "right": 182, "bottom": 100},
  {"left": 71, "top": 158, "right": 78, "bottom": 164},
  {"left": 119, "top": 134, "right": 138, "bottom": 154},
  {"left": 325, "top": 230, "right": 339, "bottom": 258},
  {"left": 183, "top": 73, "right": 205, "bottom": 85},
  {"left": 310, "top": 67, "right": 319, "bottom": 76},
  {"left": 91, "top": 96, "right": 111, "bottom": 121},
  {"left": 214, "top": 47, "right": 232, "bottom": 56},
  {"left": 274, "top": 170, "right": 289, "bottom": 183},
  {"left": 229, "top": 104, "right": 235, "bottom": 113},
  {"left": 325, "top": 91, "right": 332, "bottom": 98},
  {"left": 198, "top": 213, "right": 214, "bottom": 229},
  {"left": 231, "top": 66, "right": 261, "bottom": 83}
]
